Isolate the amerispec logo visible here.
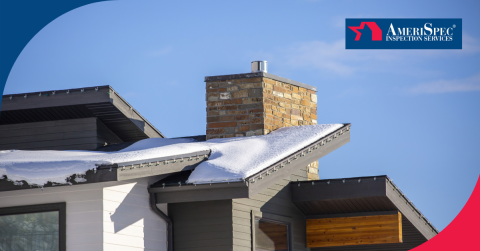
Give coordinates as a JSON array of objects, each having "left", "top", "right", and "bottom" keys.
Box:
[{"left": 345, "top": 18, "right": 462, "bottom": 49}]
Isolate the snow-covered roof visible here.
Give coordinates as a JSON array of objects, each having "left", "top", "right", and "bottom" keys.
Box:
[
  {"left": 187, "top": 124, "right": 343, "bottom": 184},
  {"left": 0, "top": 124, "right": 344, "bottom": 187}
]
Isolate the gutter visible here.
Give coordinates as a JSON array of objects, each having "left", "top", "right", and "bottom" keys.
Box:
[{"left": 149, "top": 191, "right": 173, "bottom": 251}]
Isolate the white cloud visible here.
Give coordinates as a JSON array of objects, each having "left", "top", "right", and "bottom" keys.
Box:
[
  {"left": 409, "top": 74, "right": 480, "bottom": 94},
  {"left": 280, "top": 39, "right": 404, "bottom": 75},
  {"left": 286, "top": 40, "right": 354, "bottom": 74},
  {"left": 147, "top": 46, "right": 172, "bottom": 57},
  {"left": 277, "top": 32, "right": 480, "bottom": 76}
]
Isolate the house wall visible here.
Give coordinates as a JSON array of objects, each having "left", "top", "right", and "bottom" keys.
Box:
[
  {"left": 232, "top": 166, "right": 309, "bottom": 251},
  {"left": 169, "top": 200, "right": 234, "bottom": 251},
  {"left": 0, "top": 178, "right": 167, "bottom": 251},
  {"left": 168, "top": 166, "right": 309, "bottom": 251},
  {"left": 0, "top": 117, "right": 122, "bottom": 151}
]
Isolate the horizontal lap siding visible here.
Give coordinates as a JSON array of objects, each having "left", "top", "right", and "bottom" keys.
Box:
[
  {"left": 0, "top": 117, "right": 122, "bottom": 151},
  {"left": 0, "top": 178, "right": 167, "bottom": 251},
  {"left": 0, "top": 118, "right": 96, "bottom": 150},
  {"left": 103, "top": 179, "right": 167, "bottom": 251},
  {"left": 169, "top": 200, "right": 233, "bottom": 251},
  {"left": 165, "top": 165, "right": 310, "bottom": 250},
  {"left": 232, "top": 169, "right": 309, "bottom": 251}
]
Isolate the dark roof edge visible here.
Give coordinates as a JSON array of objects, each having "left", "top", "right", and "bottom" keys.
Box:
[
  {"left": 2, "top": 85, "right": 111, "bottom": 97},
  {"left": 386, "top": 176, "right": 439, "bottom": 234},
  {"left": 204, "top": 72, "right": 317, "bottom": 91},
  {"left": 108, "top": 86, "right": 165, "bottom": 138},
  {"left": 297, "top": 175, "right": 389, "bottom": 183},
  {"left": 295, "top": 175, "right": 439, "bottom": 235},
  {"left": 1, "top": 85, "right": 166, "bottom": 138},
  {"left": 246, "top": 123, "right": 351, "bottom": 182},
  {"left": 0, "top": 150, "right": 212, "bottom": 192}
]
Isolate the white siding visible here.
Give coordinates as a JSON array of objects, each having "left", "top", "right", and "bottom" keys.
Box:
[
  {"left": 0, "top": 178, "right": 167, "bottom": 251},
  {"left": 102, "top": 179, "right": 167, "bottom": 251}
]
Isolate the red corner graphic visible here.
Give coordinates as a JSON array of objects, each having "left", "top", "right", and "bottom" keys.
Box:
[
  {"left": 410, "top": 175, "right": 480, "bottom": 250},
  {"left": 348, "top": 22, "right": 382, "bottom": 41}
]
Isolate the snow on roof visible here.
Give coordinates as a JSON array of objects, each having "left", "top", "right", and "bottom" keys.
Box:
[
  {"left": 0, "top": 124, "right": 343, "bottom": 186},
  {"left": 186, "top": 124, "right": 343, "bottom": 184},
  {"left": 0, "top": 138, "right": 207, "bottom": 186}
]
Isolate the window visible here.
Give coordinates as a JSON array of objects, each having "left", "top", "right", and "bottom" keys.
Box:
[
  {"left": 0, "top": 203, "right": 66, "bottom": 251},
  {"left": 254, "top": 218, "right": 290, "bottom": 251}
]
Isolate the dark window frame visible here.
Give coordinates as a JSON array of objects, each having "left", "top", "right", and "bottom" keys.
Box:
[
  {"left": 251, "top": 210, "right": 292, "bottom": 251},
  {"left": 0, "top": 202, "right": 66, "bottom": 251}
]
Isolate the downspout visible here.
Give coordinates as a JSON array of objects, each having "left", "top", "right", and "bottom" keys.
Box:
[{"left": 149, "top": 191, "right": 173, "bottom": 251}]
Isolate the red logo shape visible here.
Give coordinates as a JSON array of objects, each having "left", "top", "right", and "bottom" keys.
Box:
[{"left": 348, "top": 22, "right": 382, "bottom": 41}]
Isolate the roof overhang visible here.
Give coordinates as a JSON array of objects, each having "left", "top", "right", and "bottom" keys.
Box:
[
  {"left": 291, "top": 175, "right": 438, "bottom": 246},
  {"left": 0, "top": 149, "right": 210, "bottom": 192},
  {"left": 148, "top": 124, "right": 351, "bottom": 203},
  {"left": 1, "top": 85, "right": 164, "bottom": 141},
  {"left": 1, "top": 123, "right": 350, "bottom": 193}
]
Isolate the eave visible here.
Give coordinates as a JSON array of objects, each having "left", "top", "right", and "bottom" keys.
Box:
[
  {"left": 0, "top": 149, "right": 210, "bottom": 192},
  {"left": 1, "top": 85, "right": 164, "bottom": 141},
  {"left": 1, "top": 124, "right": 350, "bottom": 193},
  {"left": 291, "top": 175, "right": 438, "bottom": 243}
]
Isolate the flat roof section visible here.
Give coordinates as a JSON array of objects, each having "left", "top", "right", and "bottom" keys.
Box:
[{"left": 1, "top": 85, "right": 164, "bottom": 141}]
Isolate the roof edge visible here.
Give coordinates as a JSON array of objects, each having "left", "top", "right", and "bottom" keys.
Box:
[
  {"left": 108, "top": 86, "right": 165, "bottom": 138},
  {"left": 246, "top": 123, "right": 351, "bottom": 182},
  {"left": 2, "top": 85, "right": 111, "bottom": 97},
  {"left": 386, "top": 176, "right": 439, "bottom": 234},
  {"left": 293, "top": 175, "right": 439, "bottom": 236}
]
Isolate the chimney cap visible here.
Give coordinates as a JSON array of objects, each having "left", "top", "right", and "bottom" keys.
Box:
[{"left": 251, "top": 61, "right": 267, "bottom": 73}]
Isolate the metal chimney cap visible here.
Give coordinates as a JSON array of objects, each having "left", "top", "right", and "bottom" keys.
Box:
[{"left": 251, "top": 61, "right": 267, "bottom": 73}]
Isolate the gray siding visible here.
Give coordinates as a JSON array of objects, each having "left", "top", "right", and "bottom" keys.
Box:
[
  {"left": 232, "top": 167, "right": 309, "bottom": 251},
  {"left": 0, "top": 117, "right": 122, "bottom": 151},
  {"left": 168, "top": 200, "right": 234, "bottom": 251},
  {"left": 167, "top": 167, "right": 309, "bottom": 251}
]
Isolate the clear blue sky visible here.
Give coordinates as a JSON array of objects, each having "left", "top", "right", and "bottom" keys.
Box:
[{"left": 4, "top": 0, "right": 480, "bottom": 231}]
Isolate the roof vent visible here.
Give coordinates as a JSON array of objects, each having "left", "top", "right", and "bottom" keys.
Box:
[{"left": 251, "top": 61, "right": 267, "bottom": 73}]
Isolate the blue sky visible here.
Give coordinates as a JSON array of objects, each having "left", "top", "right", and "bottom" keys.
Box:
[{"left": 4, "top": 0, "right": 480, "bottom": 231}]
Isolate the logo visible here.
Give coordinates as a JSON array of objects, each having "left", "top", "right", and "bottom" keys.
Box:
[
  {"left": 345, "top": 18, "right": 462, "bottom": 49},
  {"left": 348, "top": 22, "right": 382, "bottom": 41}
]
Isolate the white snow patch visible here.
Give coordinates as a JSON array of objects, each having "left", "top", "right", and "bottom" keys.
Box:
[
  {"left": 13, "top": 181, "right": 24, "bottom": 186},
  {"left": 0, "top": 124, "right": 344, "bottom": 186},
  {"left": 0, "top": 138, "right": 208, "bottom": 186},
  {"left": 187, "top": 124, "right": 343, "bottom": 183},
  {"left": 74, "top": 176, "right": 87, "bottom": 183}
]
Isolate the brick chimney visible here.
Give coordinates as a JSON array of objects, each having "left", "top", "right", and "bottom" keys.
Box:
[{"left": 205, "top": 61, "right": 320, "bottom": 180}]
